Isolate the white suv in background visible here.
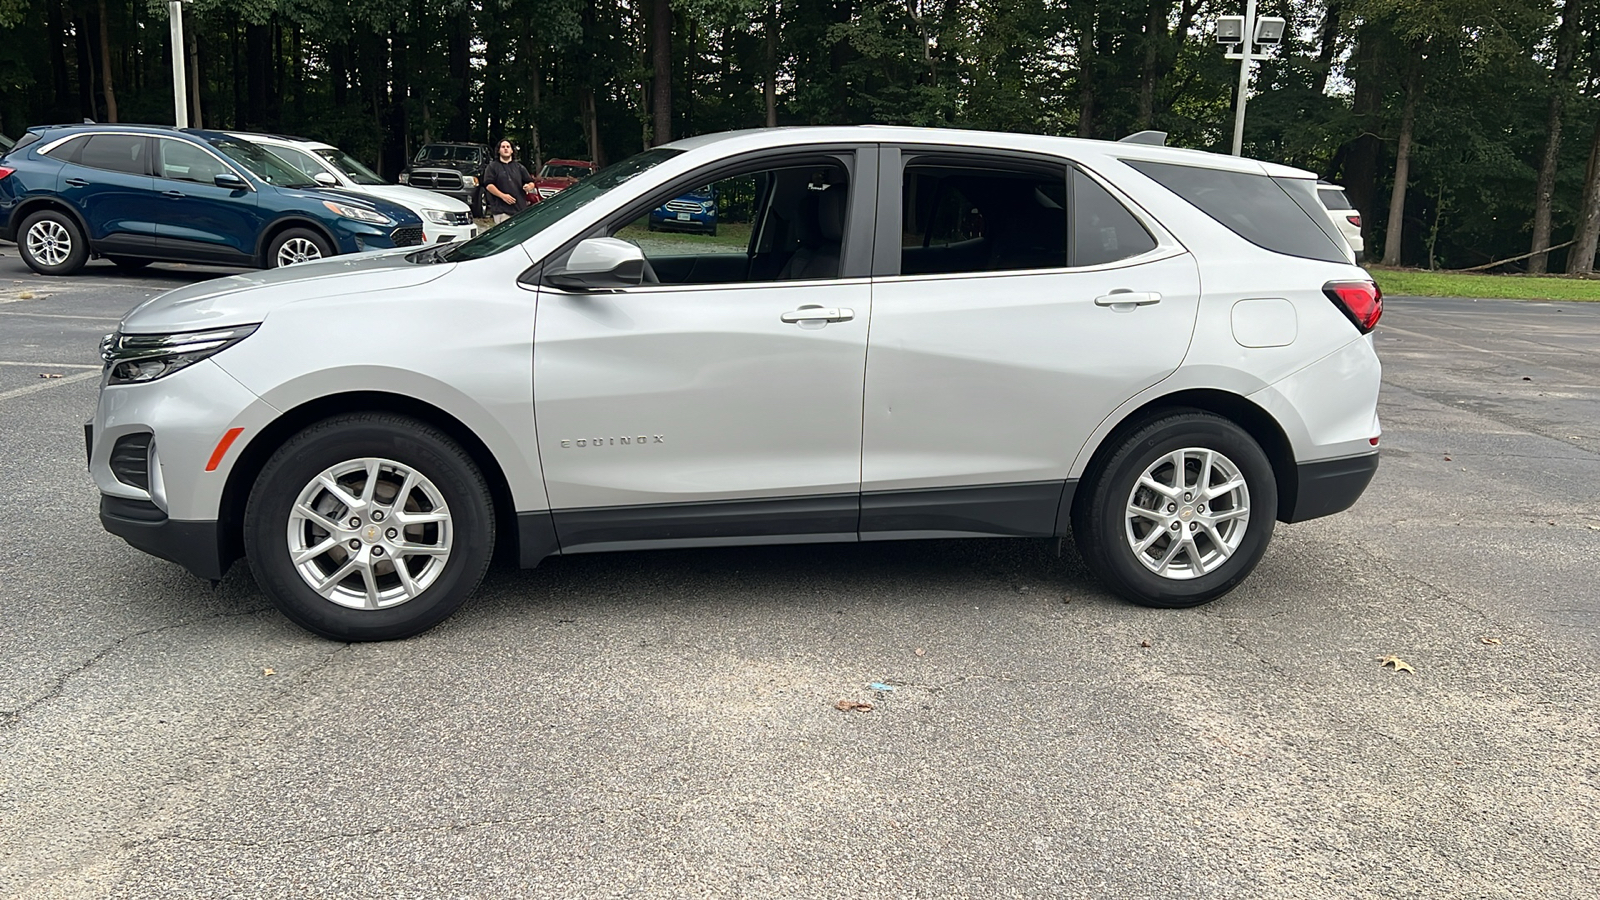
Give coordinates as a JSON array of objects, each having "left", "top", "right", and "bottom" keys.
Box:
[
  {"left": 231, "top": 133, "right": 477, "bottom": 245},
  {"left": 92, "top": 126, "right": 1383, "bottom": 641},
  {"left": 1317, "top": 181, "right": 1364, "bottom": 259}
]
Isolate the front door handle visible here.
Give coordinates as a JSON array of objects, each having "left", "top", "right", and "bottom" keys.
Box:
[
  {"left": 64, "top": 177, "right": 89, "bottom": 188},
  {"left": 162, "top": 190, "right": 185, "bottom": 199},
  {"left": 780, "top": 306, "right": 854, "bottom": 324},
  {"left": 1094, "top": 290, "right": 1162, "bottom": 307}
]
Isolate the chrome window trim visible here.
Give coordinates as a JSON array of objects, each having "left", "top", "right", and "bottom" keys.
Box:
[{"left": 872, "top": 245, "right": 1189, "bottom": 285}]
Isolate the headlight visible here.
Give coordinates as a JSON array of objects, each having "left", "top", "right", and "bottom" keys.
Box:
[
  {"left": 701, "top": 201, "right": 715, "bottom": 213},
  {"left": 422, "top": 209, "right": 453, "bottom": 225},
  {"left": 100, "top": 325, "right": 259, "bottom": 385},
  {"left": 322, "top": 200, "right": 393, "bottom": 225},
  {"left": 462, "top": 175, "right": 479, "bottom": 188},
  {"left": 398, "top": 172, "right": 410, "bottom": 184}
]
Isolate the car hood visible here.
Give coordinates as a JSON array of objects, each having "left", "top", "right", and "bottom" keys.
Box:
[
  {"left": 274, "top": 185, "right": 417, "bottom": 222},
  {"left": 359, "top": 184, "right": 471, "bottom": 214},
  {"left": 119, "top": 249, "right": 450, "bottom": 334}
]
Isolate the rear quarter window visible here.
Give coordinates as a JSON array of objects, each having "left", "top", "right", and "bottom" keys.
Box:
[
  {"left": 1125, "top": 160, "right": 1348, "bottom": 264},
  {"left": 1318, "top": 188, "right": 1354, "bottom": 210}
]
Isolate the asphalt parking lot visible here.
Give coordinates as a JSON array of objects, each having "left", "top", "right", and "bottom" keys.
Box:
[{"left": 1, "top": 252, "right": 1596, "bottom": 899}]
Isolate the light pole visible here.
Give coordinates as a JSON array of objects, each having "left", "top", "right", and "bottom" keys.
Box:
[
  {"left": 1216, "top": 2, "right": 1285, "bottom": 156},
  {"left": 168, "top": 0, "right": 188, "bottom": 128}
]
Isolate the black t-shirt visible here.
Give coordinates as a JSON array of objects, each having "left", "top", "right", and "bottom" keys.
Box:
[{"left": 482, "top": 159, "right": 532, "bottom": 214}]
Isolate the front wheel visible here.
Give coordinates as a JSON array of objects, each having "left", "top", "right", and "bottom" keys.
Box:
[
  {"left": 1073, "top": 410, "right": 1277, "bottom": 608},
  {"left": 266, "top": 228, "right": 333, "bottom": 268},
  {"left": 244, "top": 413, "right": 495, "bottom": 640}
]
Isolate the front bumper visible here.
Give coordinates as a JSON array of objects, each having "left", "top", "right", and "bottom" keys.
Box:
[{"left": 100, "top": 495, "right": 228, "bottom": 581}]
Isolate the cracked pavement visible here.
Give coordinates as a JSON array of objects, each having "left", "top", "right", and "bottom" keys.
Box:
[{"left": 1, "top": 253, "right": 1596, "bottom": 898}]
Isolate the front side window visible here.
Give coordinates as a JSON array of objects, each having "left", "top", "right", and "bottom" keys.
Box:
[
  {"left": 610, "top": 160, "right": 850, "bottom": 284},
  {"left": 207, "top": 138, "right": 317, "bottom": 188},
  {"left": 157, "top": 139, "right": 231, "bottom": 184},
  {"left": 78, "top": 134, "right": 148, "bottom": 175},
  {"left": 268, "top": 145, "right": 335, "bottom": 182}
]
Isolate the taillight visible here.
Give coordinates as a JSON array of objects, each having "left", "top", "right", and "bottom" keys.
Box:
[
  {"left": 0, "top": 167, "right": 14, "bottom": 180},
  {"left": 1324, "top": 281, "right": 1382, "bottom": 333},
  {"left": 1346, "top": 214, "right": 1361, "bottom": 227}
]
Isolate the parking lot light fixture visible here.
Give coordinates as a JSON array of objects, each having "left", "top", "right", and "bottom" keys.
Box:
[{"left": 1218, "top": 0, "right": 1287, "bottom": 156}]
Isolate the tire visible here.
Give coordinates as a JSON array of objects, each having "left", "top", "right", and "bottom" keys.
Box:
[
  {"left": 244, "top": 413, "right": 495, "bottom": 641},
  {"left": 1072, "top": 410, "right": 1277, "bottom": 608},
  {"left": 107, "top": 256, "right": 152, "bottom": 272},
  {"left": 17, "top": 210, "right": 90, "bottom": 276},
  {"left": 266, "top": 227, "right": 333, "bottom": 268}
]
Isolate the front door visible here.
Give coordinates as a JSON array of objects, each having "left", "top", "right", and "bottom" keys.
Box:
[
  {"left": 152, "top": 138, "right": 261, "bottom": 265},
  {"left": 533, "top": 151, "right": 874, "bottom": 551}
]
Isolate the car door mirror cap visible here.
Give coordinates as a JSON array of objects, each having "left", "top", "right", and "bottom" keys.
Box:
[
  {"left": 214, "top": 172, "right": 247, "bottom": 189},
  {"left": 313, "top": 171, "right": 338, "bottom": 187},
  {"left": 547, "top": 237, "right": 646, "bottom": 290}
]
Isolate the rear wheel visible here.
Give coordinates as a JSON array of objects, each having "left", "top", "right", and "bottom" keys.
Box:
[
  {"left": 244, "top": 413, "right": 495, "bottom": 641},
  {"left": 17, "top": 210, "right": 89, "bottom": 276},
  {"left": 266, "top": 228, "right": 333, "bottom": 268},
  {"left": 1073, "top": 410, "right": 1277, "bottom": 608}
]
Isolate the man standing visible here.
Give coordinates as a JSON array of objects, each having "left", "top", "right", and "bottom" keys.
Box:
[{"left": 482, "top": 139, "right": 535, "bottom": 224}]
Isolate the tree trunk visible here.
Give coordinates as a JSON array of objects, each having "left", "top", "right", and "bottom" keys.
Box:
[
  {"left": 581, "top": 86, "right": 604, "bottom": 167},
  {"left": 446, "top": 17, "right": 468, "bottom": 139},
  {"left": 245, "top": 23, "right": 269, "bottom": 128},
  {"left": 765, "top": 1, "right": 778, "bottom": 126},
  {"left": 1568, "top": 118, "right": 1600, "bottom": 276},
  {"left": 75, "top": 15, "right": 96, "bottom": 121},
  {"left": 651, "top": 0, "right": 671, "bottom": 145},
  {"left": 48, "top": 0, "right": 72, "bottom": 119},
  {"left": 1312, "top": 0, "right": 1342, "bottom": 95},
  {"left": 1527, "top": 0, "right": 1584, "bottom": 274},
  {"left": 1076, "top": 18, "right": 1096, "bottom": 138},
  {"left": 530, "top": 49, "right": 543, "bottom": 170},
  {"left": 1137, "top": 0, "right": 1172, "bottom": 130},
  {"left": 97, "top": 0, "right": 118, "bottom": 122},
  {"left": 188, "top": 21, "right": 204, "bottom": 129},
  {"left": 1381, "top": 58, "right": 1420, "bottom": 267}
]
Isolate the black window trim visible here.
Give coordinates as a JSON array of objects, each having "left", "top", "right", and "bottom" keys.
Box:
[
  {"left": 534, "top": 143, "right": 879, "bottom": 291},
  {"left": 872, "top": 144, "right": 1184, "bottom": 280}
]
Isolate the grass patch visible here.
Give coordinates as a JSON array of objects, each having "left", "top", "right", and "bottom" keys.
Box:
[{"left": 1371, "top": 267, "right": 1600, "bottom": 302}]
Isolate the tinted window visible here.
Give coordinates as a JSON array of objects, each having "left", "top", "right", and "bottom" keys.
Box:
[
  {"left": 157, "top": 139, "right": 230, "bottom": 183},
  {"left": 79, "top": 134, "right": 148, "bottom": 175},
  {"left": 269, "top": 145, "right": 329, "bottom": 179},
  {"left": 43, "top": 135, "right": 89, "bottom": 164},
  {"left": 207, "top": 138, "right": 316, "bottom": 187},
  {"left": 1318, "top": 187, "right": 1354, "bottom": 210},
  {"left": 1126, "top": 160, "right": 1347, "bottom": 264},
  {"left": 1072, "top": 170, "right": 1157, "bottom": 266},
  {"left": 901, "top": 164, "right": 1068, "bottom": 275}
]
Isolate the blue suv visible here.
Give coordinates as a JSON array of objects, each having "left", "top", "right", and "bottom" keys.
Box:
[
  {"left": 647, "top": 186, "right": 717, "bottom": 235},
  {"left": 0, "top": 124, "right": 423, "bottom": 275}
]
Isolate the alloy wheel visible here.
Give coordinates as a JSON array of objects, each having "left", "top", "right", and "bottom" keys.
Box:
[
  {"left": 1123, "top": 446, "right": 1251, "bottom": 580},
  {"left": 26, "top": 220, "right": 72, "bottom": 268},
  {"left": 276, "top": 237, "right": 324, "bottom": 266}
]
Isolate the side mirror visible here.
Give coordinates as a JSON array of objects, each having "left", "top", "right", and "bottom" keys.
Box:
[
  {"left": 313, "top": 171, "right": 338, "bottom": 186},
  {"left": 214, "top": 172, "right": 247, "bottom": 189},
  {"left": 546, "top": 237, "right": 646, "bottom": 290}
]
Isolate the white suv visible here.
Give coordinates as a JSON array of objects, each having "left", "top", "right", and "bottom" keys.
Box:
[
  {"left": 230, "top": 133, "right": 477, "bottom": 245},
  {"left": 91, "top": 127, "right": 1382, "bottom": 641},
  {"left": 1317, "top": 181, "right": 1364, "bottom": 258}
]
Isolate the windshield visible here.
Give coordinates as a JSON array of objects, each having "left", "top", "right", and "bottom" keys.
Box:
[
  {"left": 540, "top": 164, "right": 591, "bottom": 179},
  {"left": 315, "top": 148, "right": 387, "bottom": 186},
  {"left": 414, "top": 145, "right": 481, "bottom": 164},
  {"left": 209, "top": 138, "right": 319, "bottom": 188},
  {"left": 438, "top": 148, "right": 682, "bottom": 262}
]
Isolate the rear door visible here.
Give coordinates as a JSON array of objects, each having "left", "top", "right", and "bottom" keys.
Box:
[
  {"left": 51, "top": 133, "right": 159, "bottom": 256},
  {"left": 152, "top": 138, "right": 262, "bottom": 265},
  {"left": 859, "top": 148, "right": 1201, "bottom": 538}
]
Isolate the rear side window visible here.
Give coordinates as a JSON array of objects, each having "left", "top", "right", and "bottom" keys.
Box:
[
  {"left": 79, "top": 134, "right": 149, "bottom": 176},
  {"left": 43, "top": 135, "right": 89, "bottom": 163},
  {"left": 1318, "top": 187, "right": 1353, "bottom": 210},
  {"left": 1126, "top": 160, "right": 1347, "bottom": 264},
  {"left": 1073, "top": 170, "right": 1157, "bottom": 266}
]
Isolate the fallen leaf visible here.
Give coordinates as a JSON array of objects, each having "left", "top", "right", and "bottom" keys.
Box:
[
  {"left": 38, "top": 373, "right": 62, "bottom": 379},
  {"left": 834, "top": 699, "right": 873, "bottom": 712},
  {"left": 1378, "top": 655, "right": 1415, "bottom": 674},
  {"left": 1443, "top": 456, "right": 1452, "bottom": 461},
  {"left": 17, "top": 291, "right": 34, "bottom": 299},
  {"left": 262, "top": 667, "right": 276, "bottom": 676},
  {"left": 1140, "top": 640, "right": 1152, "bottom": 648},
  {"left": 1479, "top": 637, "right": 1502, "bottom": 645},
  {"left": 914, "top": 647, "right": 926, "bottom": 657}
]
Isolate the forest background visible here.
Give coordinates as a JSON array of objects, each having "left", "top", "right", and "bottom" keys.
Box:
[{"left": 1, "top": 0, "right": 1598, "bottom": 274}]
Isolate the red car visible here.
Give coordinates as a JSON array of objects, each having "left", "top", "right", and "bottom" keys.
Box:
[{"left": 525, "top": 158, "right": 595, "bottom": 204}]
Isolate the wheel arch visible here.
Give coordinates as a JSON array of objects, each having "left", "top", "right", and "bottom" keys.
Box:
[
  {"left": 255, "top": 217, "right": 340, "bottom": 266},
  {"left": 218, "top": 391, "right": 520, "bottom": 573},
  {"left": 13, "top": 198, "right": 93, "bottom": 246},
  {"left": 1073, "top": 389, "right": 1300, "bottom": 523}
]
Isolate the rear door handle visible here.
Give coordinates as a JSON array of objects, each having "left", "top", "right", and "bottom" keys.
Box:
[
  {"left": 781, "top": 306, "right": 854, "bottom": 324},
  {"left": 162, "top": 190, "right": 185, "bottom": 199},
  {"left": 64, "top": 178, "right": 89, "bottom": 188},
  {"left": 1094, "top": 290, "right": 1162, "bottom": 307}
]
